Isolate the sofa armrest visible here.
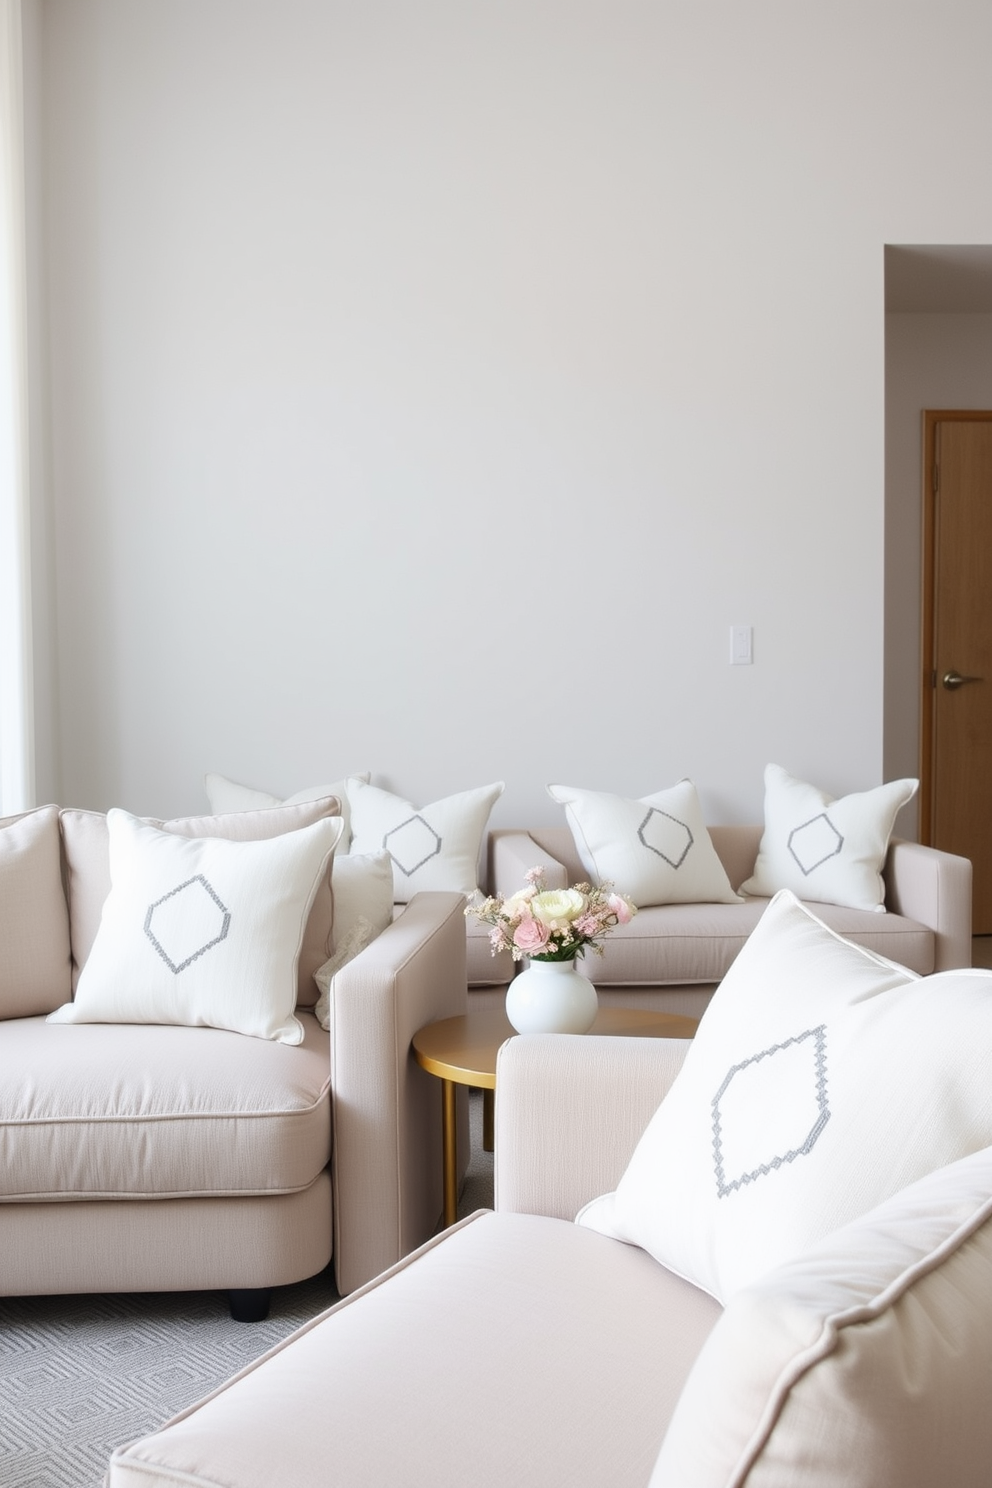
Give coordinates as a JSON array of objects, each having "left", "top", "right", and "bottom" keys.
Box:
[
  {"left": 884, "top": 839, "right": 972, "bottom": 970},
  {"left": 490, "top": 829, "right": 568, "bottom": 894},
  {"left": 328, "top": 891, "right": 467, "bottom": 1295},
  {"left": 494, "top": 1033, "right": 691, "bottom": 1220}
]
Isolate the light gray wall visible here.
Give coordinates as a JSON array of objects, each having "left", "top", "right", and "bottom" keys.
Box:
[
  {"left": 34, "top": 1, "right": 992, "bottom": 826},
  {"left": 884, "top": 312, "right": 992, "bottom": 836}
]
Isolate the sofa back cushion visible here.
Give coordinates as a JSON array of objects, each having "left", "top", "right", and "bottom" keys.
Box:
[
  {"left": 525, "top": 824, "right": 763, "bottom": 895},
  {"left": 0, "top": 805, "right": 72, "bottom": 1017},
  {"left": 651, "top": 1144, "right": 992, "bottom": 1488},
  {"left": 60, "top": 797, "right": 341, "bottom": 1006}
]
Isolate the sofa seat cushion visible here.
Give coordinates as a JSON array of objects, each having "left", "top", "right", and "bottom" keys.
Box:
[
  {"left": 108, "top": 1211, "right": 723, "bottom": 1488},
  {"left": 584, "top": 897, "right": 935, "bottom": 985},
  {"left": 0, "top": 1012, "right": 330, "bottom": 1201}
]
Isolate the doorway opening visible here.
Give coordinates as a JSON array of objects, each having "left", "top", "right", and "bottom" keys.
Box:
[{"left": 883, "top": 245, "right": 992, "bottom": 933}]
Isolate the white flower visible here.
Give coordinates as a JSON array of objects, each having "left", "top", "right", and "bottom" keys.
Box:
[
  {"left": 530, "top": 888, "right": 587, "bottom": 926},
  {"left": 500, "top": 889, "right": 534, "bottom": 922}
]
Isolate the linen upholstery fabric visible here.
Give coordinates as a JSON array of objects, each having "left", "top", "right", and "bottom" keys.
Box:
[
  {"left": 49, "top": 811, "right": 343, "bottom": 1044},
  {"left": 313, "top": 849, "right": 395, "bottom": 1029},
  {"left": 491, "top": 824, "right": 971, "bottom": 984},
  {"left": 495, "top": 1033, "right": 693, "bottom": 1222},
  {"left": 59, "top": 797, "right": 342, "bottom": 1006},
  {"left": 547, "top": 779, "right": 741, "bottom": 907},
  {"left": 652, "top": 1145, "right": 992, "bottom": 1488},
  {"left": 107, "top": 1211, "right": 723, "bottom": 1488},
  {"left": 577, "top": 891, "right": 992, "bottom": 1301},
  {"left": 577, "top": 898, "right": 937, "bottom": 985},
  {"left": 0, "top": 805, "right": 72, "bottom": 1016},
  {"left": 0, "top": 1181, "right": 332, "bottom": 1296},
  {"left": 0, "top": 1012, "right": 330, "bottom": 1198},
  {"left": 346, "top": 778, "right": 504, "bottom": 901},
  {"left": 464, "top": 911, "right": 516, "bottom": 985},
  {"left": 203, "top": 770, "right": 370, "bottom": 848},
  {"left": 739, "top": 763, "right": 918, "bottom": 911}
]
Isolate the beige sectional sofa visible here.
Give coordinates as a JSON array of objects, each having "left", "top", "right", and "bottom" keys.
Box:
[
  {"left": 489, "top": 825, "right": 972, "bottom": 1016},
  {"left": 0, "top": 800, "right": 468, "bottom": 1313},
  {"left": 108, "top": 1032, "right": 992, "bottom": 1487}
]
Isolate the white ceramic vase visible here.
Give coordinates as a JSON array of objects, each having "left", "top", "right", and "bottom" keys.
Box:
[{"left": 505, "top": 956, "right": 599, "bottom": 1035}]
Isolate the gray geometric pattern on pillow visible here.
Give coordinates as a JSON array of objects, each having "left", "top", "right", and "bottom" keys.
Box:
[
  {"left": 712, "top": 1025, "right": 830, "bottom": 1198},
  {"left": 637, "top": 808, "right": 693, "bottom": 869},
  {"left": 383, "top": 814, "right": 443, "bottom": 877},
  {"left": 144, "top": 875, "right": 231, "bottom": 975},
  {"left": 788, "top": 812, "right": 844, "bottom": 876}
]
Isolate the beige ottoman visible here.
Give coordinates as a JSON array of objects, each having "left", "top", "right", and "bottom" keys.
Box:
[{"left": 107, "top": 1209, "right": 720, "bottom": 1488}]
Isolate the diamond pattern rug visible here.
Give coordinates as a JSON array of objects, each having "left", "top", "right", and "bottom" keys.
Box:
[{"left": 0, "top": 1093, "right": 493, "bottom": 1487}]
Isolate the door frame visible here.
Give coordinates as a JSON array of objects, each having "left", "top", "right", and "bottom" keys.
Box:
[{"left": 919, "top": 409, "right": 992, "bottom": 844}]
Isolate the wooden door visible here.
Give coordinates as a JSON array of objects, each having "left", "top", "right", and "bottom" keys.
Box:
[{"left": 922, "top": 412, "right": 992, "bottom": 932}]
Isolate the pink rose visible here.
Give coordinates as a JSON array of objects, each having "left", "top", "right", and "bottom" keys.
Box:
[
  {"left": 608, "top": 893, "right": 635, "bottom": 924},
  {"left": 513, "top": 914, "right": 551, "bottom": 953}
]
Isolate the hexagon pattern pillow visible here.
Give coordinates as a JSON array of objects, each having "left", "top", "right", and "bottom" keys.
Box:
[
  {"left": 346, "top": 779, "right": 504, "bottom": 902},
  {"left": 739, "top": 763, "right": 918, "bottom": 911},
  {"left": 547, "top": 779, "right": 741, "bottom": 907},
  {"left": 576, "top": 891, "right": 992, "bottom": 1302},
  {"left": 48, "top": 810, "right": 343, "bottom": 1043}
]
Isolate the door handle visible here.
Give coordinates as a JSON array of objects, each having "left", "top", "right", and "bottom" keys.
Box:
[{"left": 943, "top": 669, "right": 985, "bottom": 690}]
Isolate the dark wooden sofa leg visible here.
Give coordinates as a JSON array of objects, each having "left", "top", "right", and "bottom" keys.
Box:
[{"left": 228, "top": 1288, "right": 271, "bottom": 1322}]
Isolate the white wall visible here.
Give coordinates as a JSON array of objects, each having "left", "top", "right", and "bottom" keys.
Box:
[
  {"left": 884, "top": 312, "right": 992, "bottom": 835},
  {"left": 34, "top": 0, "right": 992, "bottom": 827}
]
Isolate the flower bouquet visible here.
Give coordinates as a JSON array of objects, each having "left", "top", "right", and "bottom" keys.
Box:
[{"left": 466, "top": 866, "right": 636, "bottom": 963}]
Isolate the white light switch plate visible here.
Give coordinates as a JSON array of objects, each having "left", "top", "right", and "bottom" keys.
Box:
[{"left": 730, "top": 625, "right": 753, "bottom": 665}]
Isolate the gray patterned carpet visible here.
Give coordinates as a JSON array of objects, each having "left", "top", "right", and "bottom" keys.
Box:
[{"left": 0, "top": 1093, "right": 494, "bottom": 1488}]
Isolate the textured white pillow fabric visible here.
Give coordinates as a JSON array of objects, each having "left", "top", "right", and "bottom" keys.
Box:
[
  {"left": 203, "top": 772, "right": 370, "bottom": 848},
  {"left": 576, "top": 891, "right": 992, "bottom": 1302},
  {"left": 651, "top": 1144, "right": 992, "bottom": 1488},
  {"left": 48, "top": 810, "right": 344, "bottom": 1044},
  {"left": 313, "top": 850, "right": 395, "bottom": 1030},
  {"left": 346, "top": 779, "right": 504, "bottom": 901},
  {"left": 547, "top": 780, "right": 741, "bottom": 907},
  {"left": 739, "top": 763, "right": 918, "bottom": 911}
]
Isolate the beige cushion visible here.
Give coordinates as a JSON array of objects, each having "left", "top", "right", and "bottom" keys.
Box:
[
  {"left": 0, "top": 805, "right": 72, "bottom": 1018},
  {"left": 0, "top": 1011, "right": 330, "bottom": 1199},
  {"left": 204, "top": 770, "right": 370, "bottom": 847},
  {"left": 578, "top": 892, "right": 992, "bottom": 1302},
  {"left": 652, "top": 1144, "right": 992, "bottom": 1488},
  {"left": 582, "top": 897, "right": 936, "bottom": 985},
  {"left": 108, "top": 1211, "right": 722, "bottom": 1488},
  {"left": 60, "top": 797, "right": 342, "bottom": 1006}
]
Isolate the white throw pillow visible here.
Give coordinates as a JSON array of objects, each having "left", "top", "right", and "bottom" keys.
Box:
[
  {"left": 48, "top": 810, "right": 344, "bottom": 1044},
  {"left": 576, "top": 890, "right": 992, "bottom": 1302},
  {"left": 203, "top": 771, "right": 370, "bottom": 848},
  {"left": 346, "top": 779, "right": 504, "bottom": 902},
  {"left": 651, "top": 1145, "right": 992, "bottom": 1488},
  {"left": 739, "top": 763, "right": 918, "bottom": 911},
  {"left": 313, "top": 849, "right": 395, "bottom": 1029},
  {"left": 547, "top": 780, "right": 741, "bottom": 907}
]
